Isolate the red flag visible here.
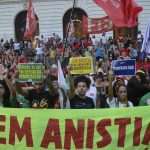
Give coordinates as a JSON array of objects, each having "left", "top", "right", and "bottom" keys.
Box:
[
  {"left": 82, "top": 15, "right": 113, "bottom": 35},
  {"left": 67, "top": 20, "right": 75, "bottom": 39},
  {"left": 24, "top": 0, "right": 37, "bottom": 40},
  {"left": 92, "top": 0, "right": 143, "bottom": 27}
]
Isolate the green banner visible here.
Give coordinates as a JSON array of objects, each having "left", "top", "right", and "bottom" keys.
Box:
[
  {"left": 0, "top": 107, "right": 149, "bottom": 150},
  {"left": 18, "top": 63, "right": 43, "bottom": 82}
]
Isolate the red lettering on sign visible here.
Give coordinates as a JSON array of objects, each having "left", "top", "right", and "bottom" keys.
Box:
[
  {"left": 40, "top": 119, "right": 62, "bottom": 149},
  {"left": 96, "top": 119, "right": 112, "bottom": 148},
  {"left": 64, "top": 119, "right": 85, "bottom": 149},
  {"left": 0, "top": 115, "right": 6, "bottom": 144},
  {"left": 9, "top": 116, "right": 33, "bottom": 147},
  {"left": 142, "top": 123, "right": 150, "bottom": 145},
  {"left": 86, "top": 119, "right": 95, "bottom": 149},
  {"left": 115, "top": 118, "right": 131, "bottom": 147},
  {"left": 133, "top": 117, "right": 142, "bottom": 146}
]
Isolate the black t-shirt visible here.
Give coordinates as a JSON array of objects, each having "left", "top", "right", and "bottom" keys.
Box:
[
  {"left": 70, "top": 95, "right": 95, "bottom": 109},
  {"left": 27, "top": 89, "right": 58, "bottom": 108}
]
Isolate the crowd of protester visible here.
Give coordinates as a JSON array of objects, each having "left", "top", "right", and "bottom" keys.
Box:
[{"left": 0, "top": 31, "right": 150, "bottom": 109}]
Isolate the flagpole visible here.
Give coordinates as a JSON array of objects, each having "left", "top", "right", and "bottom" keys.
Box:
[{"left": 63, "top": 0, "right": 76, "bottom": 58}]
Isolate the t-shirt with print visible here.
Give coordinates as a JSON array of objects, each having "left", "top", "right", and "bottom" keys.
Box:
[
  {"left": 70, "top": 95, "right": 95, "bottom": 109},
  {"left": 27, "top": 89, "right": 58, "bottom": 108}
]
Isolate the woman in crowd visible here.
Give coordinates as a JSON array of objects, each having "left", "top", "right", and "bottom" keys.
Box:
[{"left": 106, "top": 69, "right": 133, "bottom": 108}]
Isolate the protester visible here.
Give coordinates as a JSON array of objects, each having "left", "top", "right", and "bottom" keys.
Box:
[
  {"left": 67, "top": 65, "right": 95, "bottom": 109},
  {"left": 15, "top": 74, "right": 59, "bottom": 108},
  {"left": 127, "top": 69, "right": 150, "bottom": 106},
  {"left": 106, "top": 69, "right": 133, "bottom": 108},
  {"left": 0, "top": 28, "right": 149, "bottom": 109}
]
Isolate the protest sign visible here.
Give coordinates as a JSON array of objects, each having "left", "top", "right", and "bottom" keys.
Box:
[
  {"left": 112, "top": 59, "right": 136, "bottom": 76},
  {"left": 69, "top": 57, "right": 93, "bottom": 74},
  {"left": 18, "top": 63, "right": 43, "bottom": 82},
  {"left": 0, "top": 107, "right": 149, "bottom": 150}
]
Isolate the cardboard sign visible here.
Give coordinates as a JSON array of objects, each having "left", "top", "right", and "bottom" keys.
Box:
[
  {"left": 112, "top": 59, "right": 136, "bottom": 76},
  {"left": 69, "top": 57, "right": 93, "bottom": 74},
  {"left": 18, "top": 63, "right": 43, "bottom": 82}
]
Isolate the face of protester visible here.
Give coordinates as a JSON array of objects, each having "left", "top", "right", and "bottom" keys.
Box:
[
  {"left": 0, "top": 84, "right": 5, "bottom": 97},
  {"left": 136, "top": 75, "right": 141, "bottom": 82},
  {"left": 53, "top": 80, "right": 59, "bottom": 91},
  {"left": 117, "top": 86, "right": 127, "bottom": 102},
  {"left": 76, "top": 82, "right": 88, "bottom": 96},
  {"left": 33, "top": 82, "right": 45, "bottom": 91},
  {"left": 96, "top": 78, "right": 102, "bottom": 84}
]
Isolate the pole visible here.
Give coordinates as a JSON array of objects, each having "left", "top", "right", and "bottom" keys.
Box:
[{"left": 63, "top": 0, "right": 77, "bottom": 58}]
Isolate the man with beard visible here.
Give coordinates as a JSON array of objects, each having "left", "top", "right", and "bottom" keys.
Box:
[{"left": 67, "top": 66, "right": 95, "bottom": 109}]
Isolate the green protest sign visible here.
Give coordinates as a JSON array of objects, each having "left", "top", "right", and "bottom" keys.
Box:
[{"left": 18, "top": 63, "right": 43, "bottom": 82}]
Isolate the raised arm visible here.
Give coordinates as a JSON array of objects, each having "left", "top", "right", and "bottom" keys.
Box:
[
  {"left": 15, "top": 71, "right": 29, "bottom": 98},
  {"left": 45, "top": 76, "right": 56, "bottom": 97},
  {"left": 108, "top": 69, "right": 114, "bottom": 102},
  {"left": 67, "top": 65, "right": 75, "bottom": 99},
  {"left": 4, "top": 77, "right": 16, "bottom": 99}
]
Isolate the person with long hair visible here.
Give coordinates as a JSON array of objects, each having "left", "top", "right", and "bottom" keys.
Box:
[
  {"left": 0, "top": 78, "right": 16, "bottom": 107},
  {"left": 106, "top": 70, "right": 133, "bottom": 108}
]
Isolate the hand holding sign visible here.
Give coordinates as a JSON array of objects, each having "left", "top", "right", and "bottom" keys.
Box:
[{"left": 108, "top": 69, "right": 114, "bottom": 81}]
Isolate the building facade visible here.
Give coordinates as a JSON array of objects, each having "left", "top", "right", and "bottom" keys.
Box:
[{"left": 0, "top": 0, "right": 149, "bottom": 41}]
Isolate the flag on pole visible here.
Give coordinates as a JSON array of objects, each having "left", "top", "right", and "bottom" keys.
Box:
[
  {"left": 24, "top": 0, "right": 37, "bottom": 40},
  {"left": 140, "top": 18, "right": 150, "bottom": 60},
  {"left": 58, "top": 60, "right": 70, "bottom": 109},
  {"left": 82, "top": 15, "right": 113, "bottom": 35},
  {"left": 67, "top": 20, "right": 75, "bottom": 39},
  {"left": 92, "top": 0, "right": 143, "bottom": 28}
]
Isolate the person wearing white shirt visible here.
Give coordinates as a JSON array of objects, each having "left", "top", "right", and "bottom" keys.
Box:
[
  {"left": 13, "top": 41, "right": 20, "bottom": 55},
  {"left": 86, "top": 85, "right": 97, "bottom": 107},
  {"left": 107, "top": 70, "right": 133, "bottom": 108},
  {"left": 101, "top": 32, "right": 108, "bottom": 52},
  {"left": 91, "top": 35, "right": 97, "bottom": 49},
  {"left": 36, "top": 43, "right": 43, "bottom": 62}
]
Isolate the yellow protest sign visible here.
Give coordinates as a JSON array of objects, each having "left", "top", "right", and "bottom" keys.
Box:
[{"left": 69, "top": 57, "right": 93, "bottom": 74}]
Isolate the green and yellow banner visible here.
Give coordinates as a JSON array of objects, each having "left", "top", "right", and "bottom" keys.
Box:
[
  {"left": 0, "top": 107, "right": 149, "bottom": 150},
  {"left": 18, "top": 63, "right": 43, "bottom": 82}
]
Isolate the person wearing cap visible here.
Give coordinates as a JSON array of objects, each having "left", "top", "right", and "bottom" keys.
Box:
[
  {"left": 15, "top": 75, "right": 58, "bottom": 109},
  {"left": 127, "top": 70, "right": 150, "bottom": 106},
  {"left": 51, "top": 64, "right": 58, "bottom": 77}
]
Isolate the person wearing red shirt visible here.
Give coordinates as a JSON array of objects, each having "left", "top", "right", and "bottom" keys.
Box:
[{"left": 17, "top": 54, "right": 29, "bottom": 63}]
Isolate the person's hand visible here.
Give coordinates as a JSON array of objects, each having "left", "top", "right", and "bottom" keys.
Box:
[
  {"left": 108, "top": 69, "right": 114, "bottom": 80},
  {"left": 0, "top": 64, "right": 8, "bottom": 79},
  {"left": 67, "top": 64, "right": 72, "bottom": 74},
  {"left": 13, "top": 71, "right": 19, "bottom": 80}
]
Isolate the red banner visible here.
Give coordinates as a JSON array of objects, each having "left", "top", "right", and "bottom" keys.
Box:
[
  {"left": 93, "top": 0, "right": 143, "bottom": 28},
  {"left": 24, "top": 0, "right": 37, "bottom": 40},
  {"left": 136, "top": 62, "right": 150, "bottom": 72},
  {"left": 82, "top": 15, "right": 113, "bottom": 35}
]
